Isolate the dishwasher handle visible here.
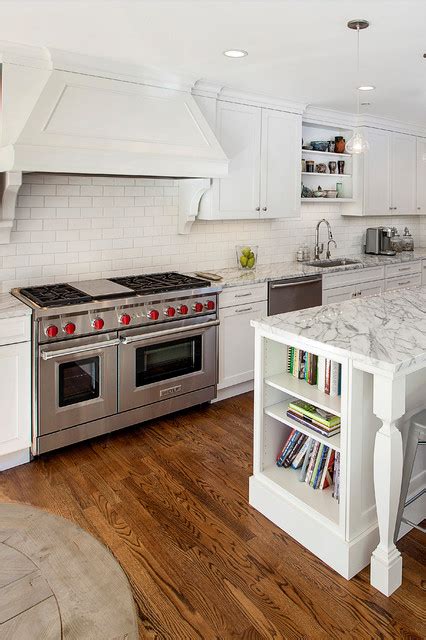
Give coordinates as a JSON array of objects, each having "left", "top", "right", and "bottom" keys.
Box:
[{"left": 270, "top": 278, "right": 322, "bottom": 289}]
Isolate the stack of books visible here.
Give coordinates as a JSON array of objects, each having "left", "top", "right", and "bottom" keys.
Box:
[
  {"left": 287, "top": 399, "right": 341, "bottom": 438},
  {"left": 287, "top": 347, "right": 341, "bottom": 397},
  {"left": 276, "top": 430, "right": 340, "bottom": 499}
]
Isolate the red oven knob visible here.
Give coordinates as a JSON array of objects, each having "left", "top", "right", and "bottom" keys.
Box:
[
  {"left": 64, "top": 322, "right": 76, "bottom": 335},
  {"left": 178, "top": 304, "right": 188, "bottom": 315},
  {"left": 165, "top": 306, "right": 176, "bottom": 318},
  {"left": 147, "top": 309, "right": 159, "bottom": 320},
  {"left": 119, "top": 313, "right": 131, "bottom": 325},
  {"left": 205, "top": 300, "right": 215, "bottom": 311},
  {"left": 193, "top": 302, "right": 204, "bottom": 313},
  {"left": 92, "top": 317, "right": 104, "bottom": 330},
  {"left": 45, "top": 325, "right": 58, "bottom": 338}
]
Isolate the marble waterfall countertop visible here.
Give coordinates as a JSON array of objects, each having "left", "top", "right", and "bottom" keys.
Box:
[
  {"left": 0, "top": 293, "right": 32, "bottom": 319},
  {"left": 252, "top": 285, "right": 426, "bottom": 374},
  {"left": 211, "top": 249, "right": 426, "bottom": 288}
]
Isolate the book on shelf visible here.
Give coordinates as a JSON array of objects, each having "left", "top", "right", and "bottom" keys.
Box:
[
  {"left": 286, "top": 409, "right": 341, "bottom": 437},
  {"left": 288, "top": 399, "right": 340, "bottom": 428},
  {"left": 286, "top": 346, "right": 341, "bottom": 396},
  {"left": 276, "top": 430, "right": 339, "bottom": 499}
]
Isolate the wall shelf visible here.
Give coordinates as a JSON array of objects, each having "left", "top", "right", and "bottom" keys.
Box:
[
  {"left": 301, "top": 198, "right": 354, "bottom": 203},
  {"left": 302, "top": 149, "right": 352, "bottom": 158},
  {"left": 302, "top": 172, "right": 351, "bottom": 178}
]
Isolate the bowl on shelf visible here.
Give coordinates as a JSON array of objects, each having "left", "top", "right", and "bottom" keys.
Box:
[
  {"left": 313, "top": 187, "right": 326, "bottom": 198},
  {"left": 236, "top": 245, "right": 258, "bottom": 270},
  {"left": 310, "top": 141, "right": 329, "bottom": 152}
]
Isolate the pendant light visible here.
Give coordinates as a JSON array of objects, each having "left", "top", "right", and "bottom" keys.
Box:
[{"left": 346, "top": 19, "right": 371, "bottom": 154}]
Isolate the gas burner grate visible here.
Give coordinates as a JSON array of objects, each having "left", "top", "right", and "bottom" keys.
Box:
[
  {"left": 110, "top": 272, "right": 210, "bottom": 295},
  {"left": 19, "top": 283, "right": 92, "bottom": 308}
]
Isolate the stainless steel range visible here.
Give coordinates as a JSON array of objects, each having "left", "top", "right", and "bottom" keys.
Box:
[{"left": 12, "top": 273, "right": 220, "bottom": 455}]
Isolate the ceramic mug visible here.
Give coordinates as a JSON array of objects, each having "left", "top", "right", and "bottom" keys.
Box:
[
  {"left": 338, "top": 160, "right": 345, "bottom": 174},
  {"left": 328, "top": 161, "right": 337, "bottom": 174}
]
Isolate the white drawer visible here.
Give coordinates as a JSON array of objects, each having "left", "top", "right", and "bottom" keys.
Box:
[
  {"left": 323, "top": 266, "right": 384, "bottom": 290},
  {"left": 384, "top": 273, "right": 421, "bottom": 291},
  {"left": 0, "top": 316, "right": 31, "bottom": 347},
  {"left": 385, "top": 261, "right": 421, "bottom": 278},
  {"left": 220, "top": 283, "right": 267, "bottom": 308}
]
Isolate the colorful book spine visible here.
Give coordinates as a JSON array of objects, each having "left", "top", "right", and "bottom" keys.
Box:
[
  {"left": 291, "top": 438, "right": 310, "bottom": 469},
  {"left": 283, "top": 433, "right": 307, "bottom": 468},
  {"left": 317, "top": 356, "right": 326, "bottom": 393},
  {"left": 299, "top": 438, "right": 314, "bottom": 481},
  {"left": 329, "top": 361, "right": 340, "bottom": 398},
  {"left": 305, "top": 441, "right": 320, "bottom": 485},
  {"left": 276, "top": 429, "right": 297, "bottom": 466}
]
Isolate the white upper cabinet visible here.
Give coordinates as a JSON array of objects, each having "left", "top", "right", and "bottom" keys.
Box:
[
  {"left": 416, "top": 137, "right": 426, "bottom": 214},
  {"left": 351, "top": 128, "right": 418, "bottom": 216},
  {"left": 363, "top": 128, "right": 392, "bottom": 215},
  {"left": 198, "top": 98, "right": 301, "bottom": 220},
  {"left": 211, "top": 101, "right": 262, "bottom": 218},
  {"left": 391, "top": 133, "right": 416, "bottom": 214},
  {"left": 260, "top": 109, "right": 301, "bottom": 218}
]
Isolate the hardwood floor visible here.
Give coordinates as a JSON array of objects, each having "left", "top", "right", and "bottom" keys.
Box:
[{"left": 0, "top": 393, "right": 424, "bottom": 639}]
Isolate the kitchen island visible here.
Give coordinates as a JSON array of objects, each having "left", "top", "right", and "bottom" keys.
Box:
[{"left": 250, "top": 286, "right": 426, "bottom": 596}]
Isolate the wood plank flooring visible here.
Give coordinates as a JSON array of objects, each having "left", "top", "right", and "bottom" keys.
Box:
[{"left": 0, "top": 393, "right": 425, "bottom": 639}]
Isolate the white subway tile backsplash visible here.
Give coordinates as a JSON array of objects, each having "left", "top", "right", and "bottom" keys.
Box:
[{"left": 2, "top": 172, "right": 423, "bottom": 292}]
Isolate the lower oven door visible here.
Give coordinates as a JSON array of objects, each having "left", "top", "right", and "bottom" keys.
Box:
[
  {"left": 38, "top": 332, "right": 119, "bottom": 435},
  {"left": 119, "top": 319, "right": 218, "bottom": 411}
]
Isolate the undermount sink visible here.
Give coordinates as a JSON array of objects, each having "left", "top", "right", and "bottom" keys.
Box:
[{"left": 306, "top": 258, "right": 361, "bottom": 268}]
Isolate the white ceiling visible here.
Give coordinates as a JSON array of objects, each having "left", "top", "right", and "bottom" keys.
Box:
[{"left": 1, "top": 0, "right": 425, "bottom": 124}]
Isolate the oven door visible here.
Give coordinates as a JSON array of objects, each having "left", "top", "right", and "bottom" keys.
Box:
[
  {"left": 119, "top": 319, "right": 218, "bottom": 411},
  {"left": 38, "top": 332, "right": 120, "bottom": 435}
]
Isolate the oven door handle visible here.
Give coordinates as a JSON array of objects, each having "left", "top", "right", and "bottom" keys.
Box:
[
  {"left": 40, "top": 338, "right": 121, "bottom": 360},
  {"left": 120, "top": 320, "right": 219, "bottom": 345}
]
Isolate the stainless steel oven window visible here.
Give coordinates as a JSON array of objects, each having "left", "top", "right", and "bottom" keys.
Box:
[
  {"left": 58, "top": 356, "right": 100, "bottom": 407},
  {"left": 135, "top": 335, "right": 202, "bottom": 387}
]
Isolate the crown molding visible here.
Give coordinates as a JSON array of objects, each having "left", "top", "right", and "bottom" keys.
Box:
[
  {"left": 303, "top": 106, "right": 357, "bottom": 129},
  {"left": 0, "top": 41, "right": 50, "bottom": 69},
  {"left": 218, "top": 87, "right": 306, "bottom": 114},
  {"left": 358, "top": 114, "right": 426, "bottom": 138}
]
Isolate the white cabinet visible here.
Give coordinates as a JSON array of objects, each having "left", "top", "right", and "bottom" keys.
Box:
[
  {"left": 0, "top": 315, "right": 31, "bottom": 470},
  {"left": 350, "top": 128, "right": 417, "bottom": 216},
  {"left": 198, "top": 98, "right": 301, "bottom": 220},
  {"left": 322, "top": 279, "right": 384, "bottom": 305},
  {"left": 363, "top": 128, "right": 392, "bottom": 216},
  {"left": 417, "top": 138, "right": 426, "bottom": 214},
  {"left": 260, "top": 109, "right": 301, "bottom": 218},
  {"left": 218, "top": 298, "right": 267, "bottom": 389},
  {"left": 209, "top": 101, "right": 261, "bottom": 219},
  {"left": 391, "top": 133, "right": 416, "bottom": 214},
  {"left": 0, "top": 331, "right": 31, "bottom": 470}
]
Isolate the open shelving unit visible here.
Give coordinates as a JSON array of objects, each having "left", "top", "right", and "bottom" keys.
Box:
[
  {"left": 301, "top": 122, "right": 354, "bottom": 202},
  {"left": 250, "top": 334, "right": 347, "bottom": 541}
]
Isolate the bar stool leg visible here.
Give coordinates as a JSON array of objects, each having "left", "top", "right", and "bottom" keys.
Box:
[{"left": 394, "top": 425, "right": 420, "bottom": 543}]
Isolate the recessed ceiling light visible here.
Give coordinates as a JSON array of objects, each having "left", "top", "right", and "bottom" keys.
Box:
[
  {"left": 358, "top": 85, "right": 375, "bottom": 91},
  {"left": 223, "top": 49, "right": 248, "bottom": 58}
]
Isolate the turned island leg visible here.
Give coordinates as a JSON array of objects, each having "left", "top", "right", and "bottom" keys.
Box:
[{"left": 370, "top": 374, "right": 405, "bottom": 596}]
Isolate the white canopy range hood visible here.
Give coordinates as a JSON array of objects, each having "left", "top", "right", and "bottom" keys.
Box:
[{"left": 0, "top": 42, "right": 228, "bottom": 241}]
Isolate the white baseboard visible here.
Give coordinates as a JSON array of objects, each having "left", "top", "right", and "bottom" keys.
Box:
[
  {"left": 214, "top": 380, "right": 254, "bottom": 402},
  {"left": 0, "top": 448, "right": 30, "bottom": 471}
]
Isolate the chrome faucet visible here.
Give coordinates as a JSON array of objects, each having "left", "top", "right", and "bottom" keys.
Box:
[{"left": 314, "top": 219, "right": 336, "bottom": 260}]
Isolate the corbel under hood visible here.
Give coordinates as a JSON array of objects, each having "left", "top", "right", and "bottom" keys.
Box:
[{"left": 0, "top": 43, "right": 228, "bottom": 241}]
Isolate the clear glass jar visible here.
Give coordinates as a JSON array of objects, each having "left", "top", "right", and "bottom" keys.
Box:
[
  {"left": 390, "top": 228, "right": 403, "bottom": 253},
  {"left": 401, "top": 227, "right": 414, "bottom": 251}
]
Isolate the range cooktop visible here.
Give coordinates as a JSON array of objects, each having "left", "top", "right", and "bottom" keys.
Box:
[{"left": 17, "top": 272, "right": 211, "bottom": 308}]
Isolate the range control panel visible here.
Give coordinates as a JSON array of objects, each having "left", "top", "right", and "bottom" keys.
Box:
[{"left": 39, "top": 294, "right": 218, "bottom": 343}]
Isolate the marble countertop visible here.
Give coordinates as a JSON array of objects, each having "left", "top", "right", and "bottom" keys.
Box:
[
  {"left": 208, "top": 249, "right": 426, "bottom": 288},
  {"left": 0, "top": 293, "right": 32, "bottom": 319},
  {"left": 252, "top": 285, "right": 426, "bottom": 374}
]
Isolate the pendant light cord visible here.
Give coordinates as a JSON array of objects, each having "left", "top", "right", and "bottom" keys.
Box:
[{"left": 356, "top": 24, "right": 360, "bottom": 116}]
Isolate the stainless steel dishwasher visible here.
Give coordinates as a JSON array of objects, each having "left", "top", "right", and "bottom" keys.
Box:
[{"left": 268, "top": 275, "right": 322, "bottom": 315}]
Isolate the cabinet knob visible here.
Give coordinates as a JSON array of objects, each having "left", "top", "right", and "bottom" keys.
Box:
[
  {"left": 255, "top": 207, "right": 260, "bottom": 211},
  {"left": 262, "top": 207, "right": 267, "bottom": 211}
]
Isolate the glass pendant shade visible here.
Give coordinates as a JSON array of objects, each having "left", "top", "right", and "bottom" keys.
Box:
[{"left": 346, "top": 130, "right": 370, "bottom": 154}]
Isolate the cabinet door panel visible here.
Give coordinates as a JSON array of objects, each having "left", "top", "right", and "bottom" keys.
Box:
[
  {"left": 391, "top": 133, "right": 416, "bottom": 214},
  {"left": 218, "top": 300, "right": 267, "bottom": 389},
  {"left": 357, "top": 279, "right": 384, "bottom": 298},
  {"left": 260, "top": 109, "right": 301, "bottom": 219},
  {"left": 417, "top": 138, "right": 426, "bottom": 214},
  {"left": 322, "top": 284, "right": 355, "bottom": 305},
  {"left": 363, "top": 129, "right": 391, "bottom": 215},
  {"left": 0, "top": 341, "right": 31, "bottom": 458},
  {"left": 212, "top": 101, "right": 261, "bottom": 219}
]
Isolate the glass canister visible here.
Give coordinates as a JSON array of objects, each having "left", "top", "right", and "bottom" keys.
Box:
[
  {"left": 402, "top": 227, "right": 414, "bottom": 251},
  {"left": 390, "top": 227, "right": 403, "bottom": 253}
]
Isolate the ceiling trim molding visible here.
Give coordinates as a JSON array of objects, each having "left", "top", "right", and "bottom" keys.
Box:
[
  {"left": 357, "top": 114, "right": 426, "bottom": 138},
  {"left": 217, "top": 87, "right": 306, "bottom": 114},
  {"left": 303, "top": 106, "right": 357, "bottom": 129},
  {"left": 0, "top": 40, "right": 50, "bottom": 69}
]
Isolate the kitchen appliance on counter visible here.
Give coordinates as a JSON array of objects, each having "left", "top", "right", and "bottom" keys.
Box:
[
  {"left": 268, "top": 275, "right": 322, "bottom": 316},
  {"left": 365, "top": 227, "right": 396, "bottom": 256},
  {"left": 13, "top": 273, "right": 220, "bottom": 455}
]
